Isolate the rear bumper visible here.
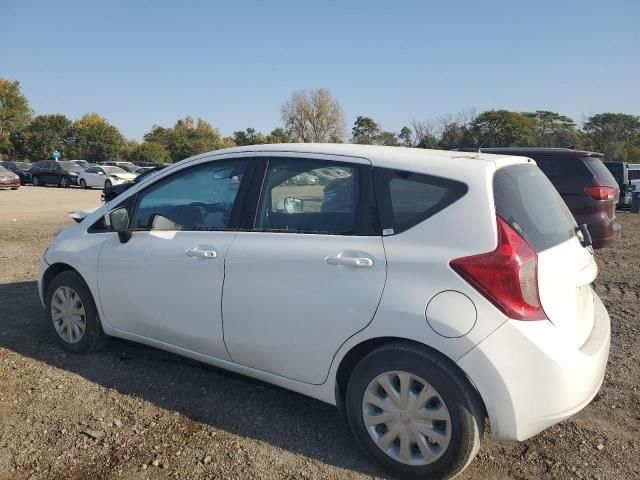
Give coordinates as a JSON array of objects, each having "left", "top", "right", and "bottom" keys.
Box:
[
  {"left": 457, "top": 290, "right": 610, "bottom": 441},
  {"left": 574, "top": 210, "right": 620, "bottom": 249}
]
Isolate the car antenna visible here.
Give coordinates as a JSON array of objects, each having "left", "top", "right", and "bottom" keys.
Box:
[{"left": 476, "top": 117, "right": 505, "bottom": 152}]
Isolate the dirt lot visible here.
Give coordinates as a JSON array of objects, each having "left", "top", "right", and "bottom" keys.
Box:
[{"left": 0, "top": 186, "right": 639, "bottom": 480}]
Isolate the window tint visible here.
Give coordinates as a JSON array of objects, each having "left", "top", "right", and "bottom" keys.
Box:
[
  {"left": 374, "top": 168, "right": 468, "bottom": 234},
  {"left": 256, "top": 159, "right": 361, "bottom": 235},
  {"left": 629, "top": 169, "right": 640, "bottom": 181},
  {"left": 590, "top": 159, "right": 623, "bottom": 184},
  {"left": 494, "top": 164, "right": 576, "bottom": 252},
  {"left": 130, "top": 160, "right": 248, "bottom": 230}
]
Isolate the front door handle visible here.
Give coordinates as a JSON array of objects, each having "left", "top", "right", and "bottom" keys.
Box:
[
  {"left": 185, "top": 245, "right": 217, "bottom": 259},
  {"left": 326, "top": 254, "right": 374, "bottom": 268}
]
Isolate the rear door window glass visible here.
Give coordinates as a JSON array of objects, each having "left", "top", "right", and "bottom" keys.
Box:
[
  {"left": 494, "top": 164, "right": 577, "bottom": 252},
  {"left": 374, "top": 168, "right": 467, "bottom": 234}
]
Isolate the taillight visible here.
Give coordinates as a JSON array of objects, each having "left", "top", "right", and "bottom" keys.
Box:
[
  {"left": 584, "top": 185, "right": 617, "bottom": 201},
  {"left": 450, "top": 216, "right": 547, "bottom": 321}
]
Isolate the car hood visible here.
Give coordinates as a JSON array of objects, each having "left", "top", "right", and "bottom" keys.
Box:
[{"left": 70, "top": 206, "right": 100, "bottom": 223}]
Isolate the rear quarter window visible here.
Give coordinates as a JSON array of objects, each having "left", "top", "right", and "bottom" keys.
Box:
[
  {"left": 494, "top": 164, "right": 577, "bottom": 252},
  {"left": 374, "top": 168, "right": 468, "bottom": 234}
]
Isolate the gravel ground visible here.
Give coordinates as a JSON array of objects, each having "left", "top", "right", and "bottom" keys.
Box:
[{"left": 0, "top": 186, "right": 638, "bottom": 480}]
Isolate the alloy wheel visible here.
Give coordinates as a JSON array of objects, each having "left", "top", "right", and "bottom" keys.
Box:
[
  {"left": 362, "top": 370, "right": 452, "bottom": 466},
  {"left": 50, "top": 286, "right": 87, "bottom": 344}
]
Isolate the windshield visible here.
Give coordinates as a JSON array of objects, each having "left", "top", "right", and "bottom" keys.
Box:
[
  {"left": 103, "top": 166, "right": 127, "bottom": 174},
  {"left": 58, "top": 161, "right": 83, "bottom": 172},
  {"left": 1, "top": 161, "right": 16, "bottom": 169},
  {"left": 0, "top": 166, "right": 10, "bottom": 174},
  {"left": 15, "top": 162, "right": 30, "bottom": 169}
]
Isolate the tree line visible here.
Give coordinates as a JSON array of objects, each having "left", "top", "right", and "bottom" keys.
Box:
[{"left": 1, "top": 78, "right": 639, "bottom": 164}]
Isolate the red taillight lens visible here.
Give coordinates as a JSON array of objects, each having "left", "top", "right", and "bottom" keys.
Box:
[
  {"left": 450, "top": 216, "right": 547, "bottom": 321},
  {"left": 584, "top": 185, "right": 617, "bottom": 200}
]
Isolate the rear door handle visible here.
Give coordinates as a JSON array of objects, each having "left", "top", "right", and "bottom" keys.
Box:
[
  {"left": 326, "top": 254, "right": 374, "bottom": 268},
  {"left": 185, "top": 245, "right": 217, "bottom": 259}
]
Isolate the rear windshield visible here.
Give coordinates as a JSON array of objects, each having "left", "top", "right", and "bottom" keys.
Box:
[{"left": 494, "top": 164, "right": 576, "bottom": 252}]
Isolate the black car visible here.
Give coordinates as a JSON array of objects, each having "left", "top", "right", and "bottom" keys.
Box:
[
  {"left": 0, "top": 160, "right": 32, "bottom": 184},
  {"left": 102, "top": 165, "right": 167, "bottom": 201},
  {"left": 603, "top": 161, "right": 633, "bottom": 208},
  {"left": 30, "top": 160, "right": 83, "bottom": 187},
  {"left": 455, "top": 147, "right": 620, "bottom": 249}
]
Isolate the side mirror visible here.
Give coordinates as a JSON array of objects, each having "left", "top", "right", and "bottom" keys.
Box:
[{"left": 106, "top": 207, "right": 132, "bottom": 243}]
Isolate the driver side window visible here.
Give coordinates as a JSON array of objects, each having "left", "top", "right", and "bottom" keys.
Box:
[{"left": 130, "top": 160, "right": 248, "bottom": 231}]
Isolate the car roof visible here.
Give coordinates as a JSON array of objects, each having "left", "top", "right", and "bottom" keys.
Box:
[
  {"left": 177, "top": 143, "right": 525, "bottom": 173},
  {"left": 457, "top": 147, "right": 604, "bottom": 157}
]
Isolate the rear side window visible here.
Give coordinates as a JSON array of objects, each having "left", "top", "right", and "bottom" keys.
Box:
[
  {"left": 494, "top": 164, "right": 576, "bottom": 252},
  {"left": 629, "top": 169, "right": 640, "bottom": 181},
  {"left": 374, "top": 168, "right": 468, "bottom": 234}
]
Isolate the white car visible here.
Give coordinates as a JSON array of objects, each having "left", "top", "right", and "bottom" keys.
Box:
[
  {"left": 78, "top": 165, "right": 136, "bottom": 189},
  {"left": 38, "top": 144, "right": 610, "bottom": 479}
]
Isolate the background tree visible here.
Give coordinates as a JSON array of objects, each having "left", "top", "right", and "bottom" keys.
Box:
[
  {"left": 233, "top": 127, "right": 267, "bottom": 146},
  {"left": 70, "top": 113, "right": 125, "bottom": 162},
  {"left": 266, "top": 127, "right": 290, "bottom": 144},
  {"left": 398, "top": 127, "right": 413, "bottom": 147},
  {"left": 0, "top": 79, "right": 32, "bottom": 158},
  {"left": 351, "top": 116, "right": 380, "bottom": 144},
  {"left": 470, "top": 110, "right": 537, "bottom": 147},
  {"left": 439, "top": 122, "right": 474, "bottom": 149},
  {"left": 524, "top": 110, "right": 578, "bottom": 147},
  {"left": 281, "top": 88, "right": 345, "bottom": 143},
  {"left": 128, "top": 141, "right": 171, "bottom": 163},
  {"left": 144, "top": 117, "right": 228, "bottom": 162},
  {"left": 21, "top": 114, "right": 74, "bottom": 160},
  {"left": 582, "top": 113, "right": 640, "bottom": 162}
]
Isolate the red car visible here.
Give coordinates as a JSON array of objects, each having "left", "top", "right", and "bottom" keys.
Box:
[{"left": 0, "top": 165, "right": 20, "bottom": 190}]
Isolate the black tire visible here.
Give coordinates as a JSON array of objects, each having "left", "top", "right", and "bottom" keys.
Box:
[
  {"left": 59, "top": 176, "right": 69, "bottom": 188},
  {"left": 80, "top": 178, "right": 87, "bottom": 189},
  {"left": 45, "top": 271, "right": 110, "bottom": 354},
  {"left": 104, "top": 179, "right": 112, "bottom": 188},
  {"left": 32, "top": 175, "right": 41, "bottom": 186},
  {"left": 345, "top": 343, "right": 485, "bottom": 480}
]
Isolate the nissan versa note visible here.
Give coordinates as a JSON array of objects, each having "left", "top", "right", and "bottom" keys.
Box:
[{"left": 38, "top": 144, "right": 610, "bottom": 479}]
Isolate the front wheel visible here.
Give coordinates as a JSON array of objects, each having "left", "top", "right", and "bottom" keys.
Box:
[
  {"left": 59, "top": 176, "right": 69, "bottom": 188},
  {"left": 79, "top": 178, "right": 87, "bottom": 189},
  {"left": 104, "top": 179, "right": 112, "bottom": 188},
  {"left": 32, "top": 175, "right": 41, "bottom": 186},
  {"left": 346, "top": 343, "right": 485, "bottom": 480},
  {"left": 45, "top": 271, "right": 110, "bottom": 354}
]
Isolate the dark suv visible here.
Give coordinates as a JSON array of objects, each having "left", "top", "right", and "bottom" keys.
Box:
[
  {"left": 30, "top": 160, "right": 83, "bottom": 187},
  {"left": 457, "top": 148, "right": 620, "bottom": 249}
]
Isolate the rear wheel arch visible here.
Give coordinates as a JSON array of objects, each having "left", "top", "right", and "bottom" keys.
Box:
[{"left": 334, "top": 337, "right": 487, "bottom": 420}]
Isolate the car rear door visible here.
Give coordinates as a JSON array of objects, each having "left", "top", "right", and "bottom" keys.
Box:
[{"left": 222, "top": 154, "right": 386, "bottom": 385}]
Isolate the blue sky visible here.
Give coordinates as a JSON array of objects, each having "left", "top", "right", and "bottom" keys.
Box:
[{"left": 1, "top": 0, "right": 638, "bottom": 140}]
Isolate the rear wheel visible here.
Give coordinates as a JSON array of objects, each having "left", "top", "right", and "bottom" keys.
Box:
[
  {"left": 345, "top": 343, "right": 484, "bottom": 480},
  {"left": 79, "top": 178, "right": 87, "bottom": 189},
  {"left": 32, "top": 175, "right": 41, "bottom": 186},
  {"left": 45, "top": 271, "right": 109, "bottom": 354},
  {"left": 104, "top": 179, "right": 112, "bottom": 188}
]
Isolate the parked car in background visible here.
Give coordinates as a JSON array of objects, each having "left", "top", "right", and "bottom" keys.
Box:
[
  {"left": 99, "top": 161, "right": 138, "bottom": 173},
  {"left": 78, "top": 165, "right": 136, "bottom": 189},
  {"left": 0, "top": 160, "right": 32, "bottom": 184},
  {"left": 456, "top": 147, "right": 620, "bottom": 249},
  {"left": 603, "top": 161, "right": 633, "bottom": 208},
  {"left": 30, "top": 160, "right": 83, "bottom": 187},
  {"left": 628, "top": 164, "right": 640, "bottom": 195},
  {"left": 39, "top": 144, "right": 610, "bottom": 480},
  {"left": 134, "top": 166, "right": 156, "bottom": 175},
  {"left": 0, "top": 165, "right": 20, "bottom": 189},
  {"left": 102, "top": 164, "right": 167, "bottom": 201},
  {"left": 71, "top": 160, "right": 90, "bottom": 170}
]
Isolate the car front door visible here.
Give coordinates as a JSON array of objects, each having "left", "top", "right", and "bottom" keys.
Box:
[
  {"left": 91, "top": 167, "right": 106, "bottom": 187},
  {"left": 222, "top": 154, "right": 387, "bottom": 384},
  {"left": 96, "top": 156, "right": 255, "bottom": 359}
]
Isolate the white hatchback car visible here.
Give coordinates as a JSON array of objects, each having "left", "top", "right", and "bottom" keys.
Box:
[
  {"left": 38, "top": 144, "right": 610, "bottom": 479},
  {"left": 78, "top": 165, "right": 136, "bottom": 189}
]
